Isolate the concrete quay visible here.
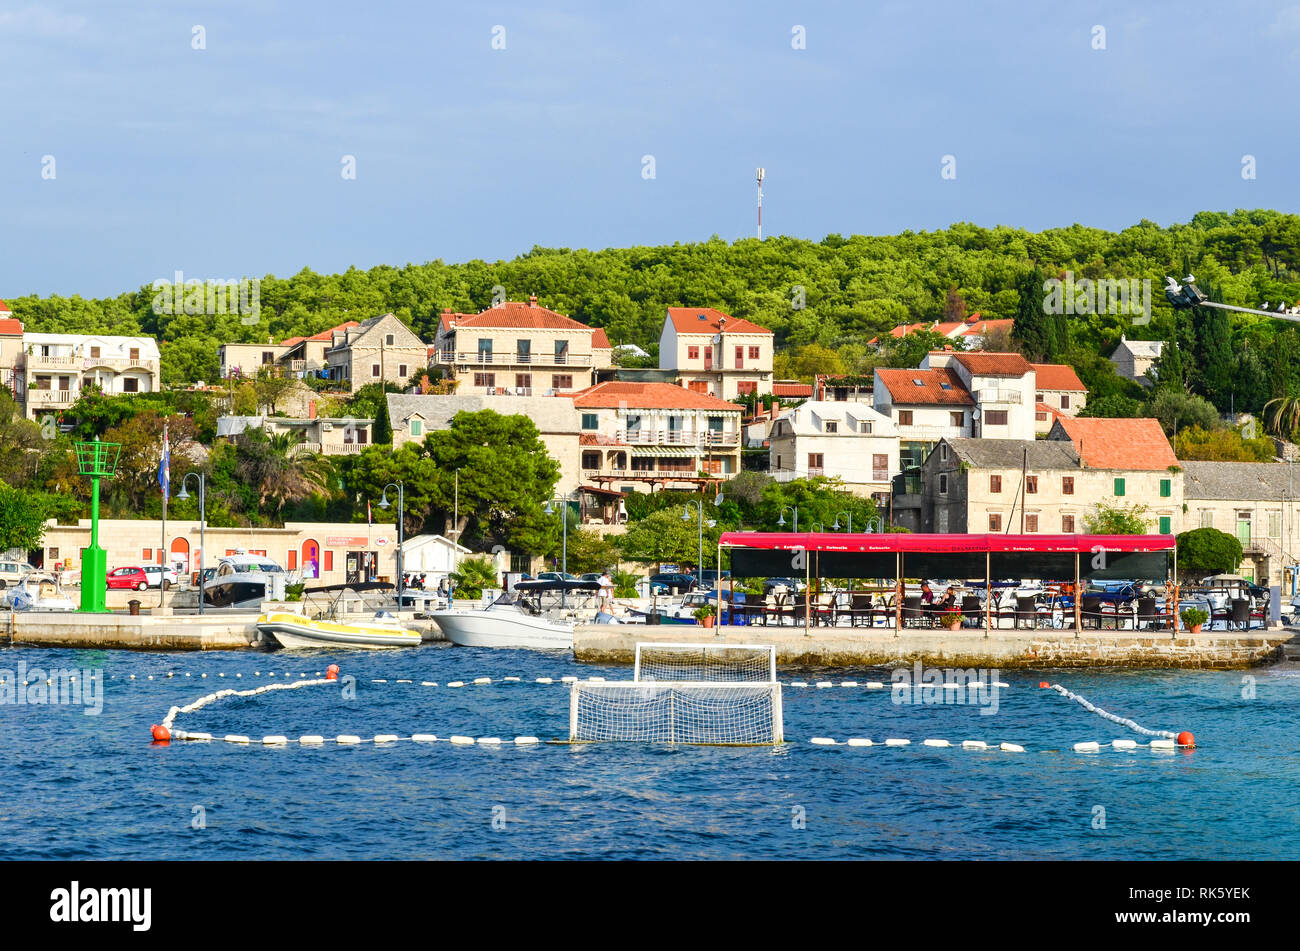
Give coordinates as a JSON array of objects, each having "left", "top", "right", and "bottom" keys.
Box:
[{"left": 574, "top": 624, "right": 1295, "bottom": 669}]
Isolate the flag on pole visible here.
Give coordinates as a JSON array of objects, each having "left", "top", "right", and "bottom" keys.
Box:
[
  {"left": 158, "top": 422, "right": 170, "bottom": 504},
  {"left": 367, "top": 500, "right": 372, "bottom": 525}
]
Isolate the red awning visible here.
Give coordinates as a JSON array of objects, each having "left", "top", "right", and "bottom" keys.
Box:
[{"left": 719, "top": 532, "right": 1175, "bottom": 554}]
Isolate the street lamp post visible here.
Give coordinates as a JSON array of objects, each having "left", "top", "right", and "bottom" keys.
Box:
[
  {"left": 682, "top": 491, "right": 723, "bottom": 586},
  {"left": 865, "top": 515, "right": 884, "bottom": 533},
  {"left": 832, "top": 510, "right": 852, "bottom": 533},
  {"left": 177, "top": 472, "right": 206, "bottom": 615},
  {"left": 778, "top": 506, "right": 798, "bottom": 531},
  {"left": 544, "top": 495, "right": 571, "bottom": 607},
  {"left": 378, "top": 481, "right": 405, "bottom": 603}
]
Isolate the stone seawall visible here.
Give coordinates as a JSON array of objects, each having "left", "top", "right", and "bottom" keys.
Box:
[
  {"left": 574, "top": 625, "right": 1293, "bottom": 670},
  {"left": 6, "top": 613, "right": 260, "bottom": 651}
]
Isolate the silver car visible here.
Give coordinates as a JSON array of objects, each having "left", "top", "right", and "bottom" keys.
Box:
[
  {"left": 0, "top": 560, "right": 36, "bottom": 590},
  {"left": 142, "top": 565, "right": 179, "bottom": 589}
]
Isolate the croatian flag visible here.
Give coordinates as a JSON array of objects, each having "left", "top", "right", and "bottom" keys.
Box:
[
  {"left": 367, "top": 500, "right": 372, "bottom": 525},
  {"left": 158, "top": 423, "right": 170, "bottom": 504}
]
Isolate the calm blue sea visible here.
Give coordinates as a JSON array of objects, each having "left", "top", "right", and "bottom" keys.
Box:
[{"left": 0, "top": 644, "right": 1296, "bottom": 860}]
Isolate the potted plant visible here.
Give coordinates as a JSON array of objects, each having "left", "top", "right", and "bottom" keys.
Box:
[
  {"left": 939, "top": 609, "right": 963, "bottom": 631},
  {"left": 1180, "top": 607, "right": 1209, "bottom": 634},
  {"left": 693, "top": 605, "right": 716, "bottom": 628}
]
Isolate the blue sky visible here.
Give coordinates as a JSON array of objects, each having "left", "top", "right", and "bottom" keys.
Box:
[{"left": 3, "top": 0, "right": 1300, "bottom": 297}]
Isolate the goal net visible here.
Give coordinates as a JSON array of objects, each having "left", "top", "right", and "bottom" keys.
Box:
[
  {"left": 633, "top": 642, "right": 777, "bottom": 683},
  {"left": 569, "top": 682, "right": 783, "bottom": 746}
]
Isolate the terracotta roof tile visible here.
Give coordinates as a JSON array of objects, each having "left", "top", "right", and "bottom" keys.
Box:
[
  {"left": 1051, "top": 417, "right": 1177, "bottom": 470},
  {"left": 0, "top": 317, "right": 23, "bottom": 335},
  {"left": 591, "top": 328, "right": 611, "bottom": 349},
  {"left": 1031, "top": 363, "right": 1087, "bottom": 391},
  {"left": 773, "top": 382, "right": 813, "bottom": 398},
  {"left": 0, "top": 300, "right": 10, "bottom": 313},
  {"left": 953, "top": 352, "right": 1033, "bottom": 376},
  {"left": 875, "top": 367, "right": 974, "bottom": 405},
  {"left": 868, "top": 321, "right": 932, "bottom": 345},
  {"left": 440, "top": 301, "right": 593, "bottom": 333},
  {"left": 961, "top": 317, "right": 1014, "bottom": 336},
  {"left": 665, "top": 307, "right": 771, "bottom": 336},
  {"left": 570, "top": 381, "right": 742, "bottom": 411}
]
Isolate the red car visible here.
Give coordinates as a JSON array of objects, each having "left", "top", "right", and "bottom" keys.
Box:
[{"left": 107, "top": 567, "right": 149, "bottom": 591}]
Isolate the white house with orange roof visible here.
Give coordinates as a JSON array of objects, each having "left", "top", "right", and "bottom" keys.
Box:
[
  {"left": 658, "top": 307, "right": 773, "bottom": 400},
  {"left": 0, "top": 300, "right": 24, "bottom": 399},
  {"left": 570, "top": 381, "right": 743, "bottom": 492},
  {"left": 1030, "top": 362, "right": 1088, "bottom": 433},
  {"left": 431, "top": 296, "right": 612, "bottom": 398}
]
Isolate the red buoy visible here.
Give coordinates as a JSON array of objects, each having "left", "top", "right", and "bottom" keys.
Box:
[
  {"left": 326, "top": 665, "right": 340, "bottom": 681},
  {"left": 150, "top": 724, "right": 171, "bottom": 741},
  {"left": 1038, "top": 681, "right": 1050, "bottom": 689},
  {"left": 1176, "top": 731, "right": 1195, "bottom": 747}
]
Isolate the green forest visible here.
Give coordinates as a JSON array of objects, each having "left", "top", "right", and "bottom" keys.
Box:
[{"left": 10, "top": 208, "right": 1300, "bottom": 422}]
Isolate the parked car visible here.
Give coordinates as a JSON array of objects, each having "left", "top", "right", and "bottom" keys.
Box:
[
  {"left": 142, "top": 565, "right": 179, "bottom": 589},
  {"left": 107, "top": 567, "right": 150, "bottom": 591},
  {"left": 578, "top": 572, "right": 603, "bottom": 583},
  {"left": 0, "top": 559, "right": 36, "bottom": 589},
  {"left": 695, "top": 569, "right": 731, "bottom": 587},
  {"left": 763, "top": 576, "right": 806, "bottom": 594},
  {"left": 648, "top": 572, "right": 700, "bottom": 594},
  {"left": 536, "top": 571, "right": 579, "bottom": 582}
]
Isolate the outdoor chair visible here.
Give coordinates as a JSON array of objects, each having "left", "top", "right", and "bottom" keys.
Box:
[
  {"left": 902, "top": 595, "right": 924, "bottom": 628},
  {"left": 1136, "top": 597, "right": 1157, "bottom": 631},
  {"left": 1080, "top": 595, "right": 1104, "bottom": 630},
  {"left": 1015, "top": 595, "right": 1038, "bottom": 629},
  {"left": 961, "top": 595, "right": 983, "bottom": 629},
  {"left": 1229, "top": 598, "right": 1251, "bottom": 631},
  {"left": 845, "top": 593, "right": 874, "bottom": 627}
]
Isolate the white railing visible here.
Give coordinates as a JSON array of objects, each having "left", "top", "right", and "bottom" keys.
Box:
[
  {"left": 616, "top": 429, "right": 739, "bottom": 446},
  {"left": 26, "top": 389, "right": 77, "bottom": 405},
  {"left": 582, "top": 467, "right": 705, "bottom": 480},
  {"left": 977, "top": 388, "right": 1022, "bottom": 405},
  {"left": 444, "top": 351, "right": 594, "bottom": 367}
]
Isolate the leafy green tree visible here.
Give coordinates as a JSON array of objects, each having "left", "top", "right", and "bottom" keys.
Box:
[
  {"left": 1148, "top": 389, "right": 1220, "bottom": 435},
  {"left": 756, "top": 477, "right": 879, "bottom": 532},
  {"left": 0, "top": 481, "right": 55, "bottom": 552},
  {"left": 1083, "top": 501, "right": 1151, "bottom": 534},
  {"left": 232, "top": 429, "right": 332, "bottom": 519},
  {"left": 449, "top": 555, "right": 499, "bottom": 599},
  {"left": 1078, "top": 393, "right": 1143, "bottom": 418},
  {"left": 1176, "top": 527, "right": 1243, "bottom": 577},
  {"left": 617, "top": 507, "right": 723, "bottom": 569},
  {"left": 1174, "top": 425, "right": 1274, "bottom": 461},
  {"left": 562, "top": 528, "right": 620, "bottom": 574}
]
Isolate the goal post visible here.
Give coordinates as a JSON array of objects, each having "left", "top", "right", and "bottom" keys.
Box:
[
  {"left": 569, "top": 681, "right": 784, "bottom": 746},
  {"left": 633, "top": 642, "right": 777, "bottom": 684}
]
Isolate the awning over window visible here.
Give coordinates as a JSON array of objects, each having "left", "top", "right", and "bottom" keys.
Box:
[{"left": 630, "top": 446, "right": 699, "bottom": 457}]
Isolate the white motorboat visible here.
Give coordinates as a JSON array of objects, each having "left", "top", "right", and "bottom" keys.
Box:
[
  {"left": 430, "top": 579, "right": 601, "bottom": 649},
  {"left": 6, "top": 572, "right": 77, "bottom": 612},
  {"left": 203, "top": 551, "right": 287, "bottom": 609}
]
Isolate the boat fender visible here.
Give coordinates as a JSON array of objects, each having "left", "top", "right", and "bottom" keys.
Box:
[
  {"left": 1111, "top": 739, "right": 1137, "bottom": 750},
  {"left": 336, "top": 735, "right": 362, "bottom": 745},
  {"left": 449, "top": 735, "right": 474, "bottom": 745},
  {"left": 1073, "top": 741, "right": 1100, "bottom": 753},
  {"left": 923, "top": 739, "right": 950, "bottom": 747},
  {"left": 961, "top": 740, "right": 987, "bottom": 750}
]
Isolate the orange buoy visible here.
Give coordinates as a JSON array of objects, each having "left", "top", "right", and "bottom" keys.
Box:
[
  {"left": 326, "top": 665, "right": 340, "bottom": 681},
  {"left": 1176, "top": 731, "right": 1195, "bottom": 747},
  {"left": 1038, "top": 681, "right": 1050, "bottom": 689},
  {"left": 151, "top": 724, "right": 171, "bottom": 741}
]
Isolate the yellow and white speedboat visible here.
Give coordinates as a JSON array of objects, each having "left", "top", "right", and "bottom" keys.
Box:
[{"left": 256, "top": 611, "right": 422, "bottom": 650}]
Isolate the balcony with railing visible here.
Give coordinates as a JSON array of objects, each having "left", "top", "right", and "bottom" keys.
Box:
[
  {"left": 976, "top": 388, "right": 1022, "bottom": 405},
  {"left": 26, "top": 388, "right": 78, "bottom": 406},
  {"left": 439, "top": 350, "right": 594, "bottom": 368},
  {"left": 616, "top": 429, "right": 739, "bottom": 447}
]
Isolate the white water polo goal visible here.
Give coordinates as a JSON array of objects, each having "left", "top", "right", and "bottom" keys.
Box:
[{"left": 569, "top": 643, "right": 783, "bottom": 746}]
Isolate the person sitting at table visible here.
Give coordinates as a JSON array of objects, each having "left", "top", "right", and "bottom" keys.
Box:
[
  {"left": 938, "top": 586, "right": 957, "bottom": 610},
  {"left": 920, "top": 582, "right": 934, "bottom": 604}
]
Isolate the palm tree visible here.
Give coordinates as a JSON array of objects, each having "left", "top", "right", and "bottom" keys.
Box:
[
  {"left": 1263, "top": 396, "right": 1300, "bottom": 440},
  {"left": 235, "top": 430, "right": 331, "bottom": 517}
]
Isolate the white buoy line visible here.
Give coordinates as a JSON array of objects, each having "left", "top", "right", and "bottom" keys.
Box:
[
  {"left": 1046, "top": 683, "right": 1181, "bottom": 741},
  {"left": 154, "top": 671, "right": 552, "bottom": 749},
  {"left": 809, "top": 737, "right": 1025, "bottom": 752}
]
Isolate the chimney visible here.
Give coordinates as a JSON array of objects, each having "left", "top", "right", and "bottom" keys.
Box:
[
  {"left": 529, "top": 294, "right": 538, "bottom": 308},
  {"left": 308, "top": 400, "right": 317, "bottom": 420}
]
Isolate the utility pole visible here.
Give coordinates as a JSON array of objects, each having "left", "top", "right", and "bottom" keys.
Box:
[
  {"left": 1020, "top": 446, "right": 1027, "bottom": 534},
  {"left": 756, "top": 167, "right": 765, "bottom": 240}
]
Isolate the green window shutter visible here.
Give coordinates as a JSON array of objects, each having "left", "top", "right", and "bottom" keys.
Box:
[
  {"left": 1160, "top": 478, "right": 1171, "bottom": 498},
  {"left": 1114, "top": 478, "right": 1125, "bottom": 497},
  {"left": 1159, "top": 516, "right": 1171, "bottom": 534}
]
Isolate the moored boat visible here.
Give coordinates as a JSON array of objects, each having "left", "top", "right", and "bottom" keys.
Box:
[
  {"left": 255, "top": 610, "right": 422, "bottom": 650},
  {"left": 430, "top": 579, "right": 601, "bottom": 649}
]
